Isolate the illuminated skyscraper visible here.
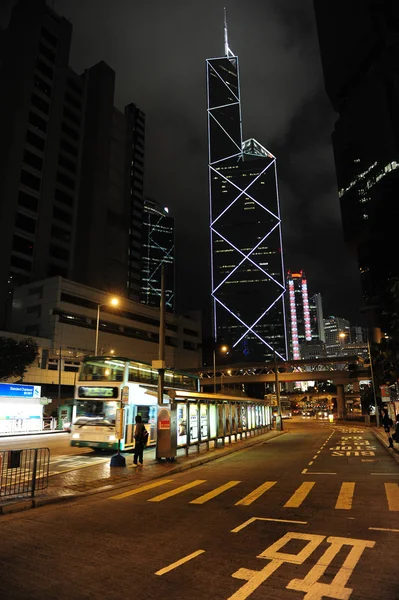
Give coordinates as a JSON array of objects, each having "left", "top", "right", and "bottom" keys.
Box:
[
  {"left": 287, "top": 271, "right": 312, "bottom": 359},
  {"left": 206, "top": 18, "right": 287, "bottom": 362},
  {"left": 140, "top": 198, "right": 175, "bottom": 311}
]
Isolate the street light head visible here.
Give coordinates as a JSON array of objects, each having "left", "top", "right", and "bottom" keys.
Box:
[
  {"left": 110, "top": 297, "right": 119, "bottom": 306},
  {"left": 221, "top": 345, "right": 228, "bottom": 353},
  {"left": 339, "top": 332, "right": 346, "bottom": 339}
]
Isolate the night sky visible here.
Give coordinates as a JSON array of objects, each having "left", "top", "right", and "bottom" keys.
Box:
[{"left": 1, "top": 0, "right": 363, "bottom": 329}]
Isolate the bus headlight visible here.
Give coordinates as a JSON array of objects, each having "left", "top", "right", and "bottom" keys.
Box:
[
  {"left": 72, "top": 433, "right": 80, "bottom": 439},
  {"left": 108, "top": 435, "right": 116, "bottom": 441}
]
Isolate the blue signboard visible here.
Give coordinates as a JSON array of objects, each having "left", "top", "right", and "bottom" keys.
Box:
[{"left": 0, "top": 383, "right": 41, "bottom": 398}]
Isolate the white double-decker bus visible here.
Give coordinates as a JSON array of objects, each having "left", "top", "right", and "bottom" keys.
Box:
[{"left": 70, "top": 356, "right": 198, "bottom": 451}]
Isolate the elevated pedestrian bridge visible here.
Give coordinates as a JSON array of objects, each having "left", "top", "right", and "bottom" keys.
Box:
[{"left": 195, "top": 356, "right": 370, "bottom": 388}]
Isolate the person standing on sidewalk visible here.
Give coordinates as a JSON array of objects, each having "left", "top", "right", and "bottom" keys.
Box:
[
  {"left": 381, "top": 408, "right": 394, "bottom": 448},
  {"left": 132, "top": 414, "right": 146, "bottom": 467}
]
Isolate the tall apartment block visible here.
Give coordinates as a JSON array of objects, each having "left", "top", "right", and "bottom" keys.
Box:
[
  {"left": 206, "top": 21, "right": 287, "bottom": 363},
  {"left": 314, "top": 1, "right": 399, "bottom": 332},
  {"left": 0, "top": 0, "right": 144, "bottom": 325},
  {"left": 140, "top": 198, "right": 175, "bottom": 311}
]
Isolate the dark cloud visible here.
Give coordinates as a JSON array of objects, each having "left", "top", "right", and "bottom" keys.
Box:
[{"left": 1, "top": 0, "right": 363, "bottom": 325}]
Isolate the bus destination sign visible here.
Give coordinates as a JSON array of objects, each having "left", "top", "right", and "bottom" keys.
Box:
[{"left": 78, "top": 386, "right": 119, "bottom": 399}]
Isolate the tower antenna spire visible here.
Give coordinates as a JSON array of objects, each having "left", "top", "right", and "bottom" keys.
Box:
[{"left": 224, "top": 7, "right": 234, "bottom": 57}]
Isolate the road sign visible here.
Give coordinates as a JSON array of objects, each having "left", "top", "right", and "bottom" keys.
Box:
[{"left": 121, "top": 386, "right": 129, "bottom": 404}]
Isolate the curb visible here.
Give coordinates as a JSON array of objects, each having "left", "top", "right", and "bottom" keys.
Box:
[
  {"left": 0, "top": 430, "right": 286, "bottom": 515},
  {"left": 371, "top": 427, "right": 399, "bottom": 467}
]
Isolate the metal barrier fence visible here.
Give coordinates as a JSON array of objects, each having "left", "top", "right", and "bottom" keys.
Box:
[{"left": 0, "top": 448, "right": 50, "bottom": 499}]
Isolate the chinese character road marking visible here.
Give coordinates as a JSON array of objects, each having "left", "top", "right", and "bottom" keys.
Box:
[
  {"left": 228, "top": 532, "right": 375, "bottom": 600},
  {"left": 287, "top": 536, "right": 375, "bottom": 600}
]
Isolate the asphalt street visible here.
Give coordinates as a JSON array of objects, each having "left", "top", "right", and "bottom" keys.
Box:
[{"left": 1, "top": 419, "right": 398, "bottom": 600}]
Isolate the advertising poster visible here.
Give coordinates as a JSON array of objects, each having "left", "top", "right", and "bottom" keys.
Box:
[
  {"left": 190, "top": 404, "right": 198, "bottom": 442},
  {"left": 225, "top": 403, "right": 231, "bottom": 435},
  {"left": 177, "top": 403, "right": 187, "bottom": 446},
  {"left": 210, "top": 405, "right": 217, "bottom": 438},
  {"left": 231, "top": 404, "right": 237, "bottom": 434},
  {"left": 217, "top": 404, "right": 224, "bottom": 437},
  {"left": 200, "top": 404, "right": 208, "bottom": 440}
]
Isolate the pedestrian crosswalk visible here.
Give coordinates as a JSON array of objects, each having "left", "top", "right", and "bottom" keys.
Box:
[{"left": 110, "top": 478, "right": 399, "bottom": 511}]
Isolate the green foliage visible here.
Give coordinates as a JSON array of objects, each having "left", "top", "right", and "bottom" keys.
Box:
[{"left": 0, "top": 337, "right": 39, "bottom": 381}]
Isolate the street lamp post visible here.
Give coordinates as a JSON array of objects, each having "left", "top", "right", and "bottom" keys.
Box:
[
  {"left": 274, "top": 351, "right": 282, "bottom": 431},
  {"left": 213, "top": 344, "right": 228, "bottom": 394},
  {"left": 95, "top": 297, "right": 119, "bottom": 356},
  {"left": 367, "top": 336, "right": 380, "bottom": 428}
]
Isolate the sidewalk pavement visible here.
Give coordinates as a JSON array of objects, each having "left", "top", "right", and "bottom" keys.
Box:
[
  {"left": 371, "top": 426, "right": 399, "bottom": 466},
  {"left": 0, "top": 428, "right": 285, "bottom": 515}
]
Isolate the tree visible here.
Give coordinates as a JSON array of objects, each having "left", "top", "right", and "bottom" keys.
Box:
[{"left": 0, "top": 337, "right": 39, "bottom": 381}]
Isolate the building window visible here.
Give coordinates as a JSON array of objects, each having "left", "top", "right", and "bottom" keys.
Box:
[
  {"left": 51, "top": 225, "right": 71, "bottom": 243},
  {"left": 54, "top": 188, "right": 74, "bottom": 207},
  {"left": 26, "top": 130, "right": 45, "bottom": 152},
  {"left": 63, "top": 107, "right": 80, "bottom": 127},
  {"left": 41, "top": 26, "right": 58, "bottom": 47},
  {"left": 56, "top": 170, "right": 75, "bottom": 190},
  {"left": 29, "top": 111, "right": 47, "bottom": 134},
  {"left": 13, "top": 235, "right": 34, "bottom": 256},
  {"left": 50, "top": 244, "right": 69, "bottom": 261},
  {"left": 18, "top": 190, "right": 39, "bottom": 212},
  {"left": 10, "top": 254, "right": 32, "bottom": 271},
  {"left": 15, "top": 213, "right": 36, "bottom": 235},
  {"left": 39, "top": 42, "right": 56, "bottom": 64},
  {"left": 23, "top": 150, "right": 43, "bottom": 171},
  {"left": 60, "top": 139, "right": 78, "bottom": 157},
  {"left": 28, "top": 286, "right": 43, "bottom": 297},
  {"left": 66, "top": 77, "right": 83, "bottom": 96},
  {"left": 34, "top": 75, "right": 52, "bottom": 98},
  {"left": 61, "top": 122, "right": 79, "bottom": 141},
  {"left": 64, "top": 92, "right": 82, "bottom": 111},
  {"left": 58, "top": 154, "right": 76, "bottom": 174},
  {"left": 47, "top": 264, "right": 68, "bottom": 278},
  {"left": 31, "top": 93, "right": 50, "bottom": 116},
  {"left": 35, "top": 58, "right": 53, "bottom": 80},
  {"left": 20, "top": 169, "right": 41, "bottom": 192},
  {"left": 24, "top": 325, "right": 39, "bottom": 336},
  {"left": 26, "top": 305, "right": 41, "bottom": 317},
  {"left": 53, "top": 206, "right": 72, "bottom": 225}
]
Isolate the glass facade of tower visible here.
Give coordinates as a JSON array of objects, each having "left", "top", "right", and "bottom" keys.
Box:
[
  {"left": 207, "top": 52, "right": 287, "bottom": 362},
  {"left": 140, "top": 199, "right": 175, "bottom": 311}
]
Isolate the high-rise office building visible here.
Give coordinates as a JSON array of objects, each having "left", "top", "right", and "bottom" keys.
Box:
[
  {"left": 309, "top": 293, "right": 325, "bottom": 342},
  {"left": 324, "top": 315, "right": 350, "bottom": 356},
  {"left": 126, "top": 103, "right": 145, "bottom": 301},
  {"left": 314, "top": 1, "right": 399, "bottom": 330},
  {"left": 206, "top": 20, "right": 287, "bottom": 362},
  {"left": 0, "top": 0, "right": 144, "bottom": 324},
  {"left": 140, "top": 198, "right": 175, "bottom": 311}
]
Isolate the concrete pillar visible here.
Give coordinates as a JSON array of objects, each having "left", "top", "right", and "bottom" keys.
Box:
[{"left": 337, "top": 384, "right": 346, "bottom": 419}]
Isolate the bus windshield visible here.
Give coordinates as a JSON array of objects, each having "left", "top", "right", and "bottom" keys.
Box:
[{"left": 74, "top": 400, "right": 117, "bottom": 424}]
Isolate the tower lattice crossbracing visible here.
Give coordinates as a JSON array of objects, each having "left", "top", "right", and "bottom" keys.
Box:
[{"left": 207, "top": 28, "right": 287, "bottom": 362}]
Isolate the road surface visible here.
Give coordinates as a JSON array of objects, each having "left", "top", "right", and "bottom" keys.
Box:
[{"left": 1, "top": 419, "right": 398, "bottom": 600}]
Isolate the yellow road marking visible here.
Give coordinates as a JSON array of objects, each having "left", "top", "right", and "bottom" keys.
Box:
[
  {"left": 284, "top": 482, "right": 315, "bottom": 508},
  {"left": 110, "top": 479, "right": 174, "bottom": 500},
  {"left": 148, "top": 479, "right": 206, "bottom": 502},
  {"left": 235, "top": 481, "right": 277, "bottom": 506},
  {"left": 155, "top": 549, "right": 205, "bottom": 576},
  {"left": 369, "top": 527, "right": 399, "bottom": 533},
  {"left": 190, "top": 480, "right": 240, "bottom": 504},
  {"left": 231, "top": 517, "right": 307, "bottom": 533},
  {"left": 335, "top": 482, "right": 355, "bottom": 510},
  {"left": 385, "top": 483, "right": 399, "bottom": 511}
]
